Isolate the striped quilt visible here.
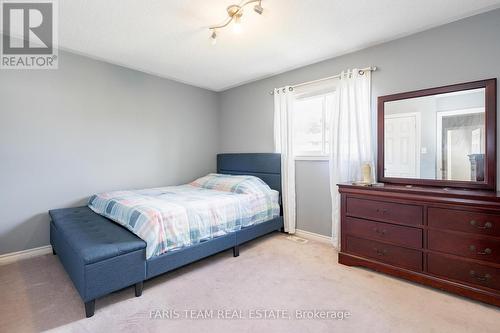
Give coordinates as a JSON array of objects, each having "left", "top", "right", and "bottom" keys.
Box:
[{"left": 88, "top": 174, "right": 280, "bottom": 259}]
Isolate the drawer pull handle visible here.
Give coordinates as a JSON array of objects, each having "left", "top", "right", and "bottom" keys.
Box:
[
  {"left": 469, "top": 220, "right": 493, "bottom": 229},
  {"left": 469, "top": 245, "right": 492, "bottom": 255},
  {"left": 376, "top": 208, "right": 388, "bottom": 215},
  {"left": 373, "top": 228, "right": 387, "bottom": 235},
  {"left": 469, "top": 270, "right": 491, "bottom": 282},
  {"left": 373, "top": 248, "right": 387, "bottom": 256}
]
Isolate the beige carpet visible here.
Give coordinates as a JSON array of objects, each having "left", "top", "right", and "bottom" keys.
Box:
[{"left": 1, "top": 233, "right": 499, "bottom": 333}]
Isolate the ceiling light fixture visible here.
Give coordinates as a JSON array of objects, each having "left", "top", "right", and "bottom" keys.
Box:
[{"left": 209, "top": 0, "right": 264, "bottom": 44}]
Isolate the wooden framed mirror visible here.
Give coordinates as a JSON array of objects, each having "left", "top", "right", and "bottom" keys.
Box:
[{"left": 377, "top": 79, "right": 497, "bottom": 190}]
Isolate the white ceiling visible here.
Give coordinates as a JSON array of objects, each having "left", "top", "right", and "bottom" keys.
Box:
[{"left": 57, "top": 0, "right": 500, "bottom": 91}]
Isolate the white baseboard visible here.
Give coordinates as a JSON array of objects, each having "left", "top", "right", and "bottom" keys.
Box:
[
  {"left": 0, "top": 245, "right": 53, "bottom": 266},
  {"left": 294, "top": 229, "right": 332, "bottom": 244}
]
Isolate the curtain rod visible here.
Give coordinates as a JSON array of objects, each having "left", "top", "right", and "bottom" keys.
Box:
[{"left": 269, "top": 66, "right": 377, "bottom": 95}]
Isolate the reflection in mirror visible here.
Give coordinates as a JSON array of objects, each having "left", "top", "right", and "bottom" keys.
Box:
[{"left": 384, "top": 88, "right": 485, "bottom": 181}]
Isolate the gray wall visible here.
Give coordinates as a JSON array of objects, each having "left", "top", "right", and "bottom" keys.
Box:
[
  {"left": 0, "top": 50, "right": 219, "bottom": 254},
  {"left": 219, "top": 9, "right": 500, "bottom": 237},
  {"left": 295, "top": 161, "right": 331, "bottom": 236}
]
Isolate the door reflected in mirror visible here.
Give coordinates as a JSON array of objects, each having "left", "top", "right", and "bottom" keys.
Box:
[{"left": 384, "top": 88, "right": 485, "bottom": 181}]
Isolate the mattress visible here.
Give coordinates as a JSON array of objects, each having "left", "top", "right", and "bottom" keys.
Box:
[{"left": 88, "top": 174, "right": 280, "bottom": 259}]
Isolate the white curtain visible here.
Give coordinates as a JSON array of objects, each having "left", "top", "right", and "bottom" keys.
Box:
[
  {"left": 273, "top": 86, "right": 296, "bottom": 234},
  {"left": 329, "top": 69, "right": 374, "bottom": 249}
]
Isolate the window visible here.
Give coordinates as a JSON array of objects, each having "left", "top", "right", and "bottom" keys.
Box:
[{"left": 293, "top": 92, "right": 334, "bottom": 159}]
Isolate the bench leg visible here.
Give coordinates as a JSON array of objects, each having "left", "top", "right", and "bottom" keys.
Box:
[
  {"left": 233, "top": 245, "right": 239, "bottom": 257},
  {"left": 135, "top": 281, "right": 143, "bottom": 297},
  {"left": 85, "top": 300, "right": 95, "bottom": 318}
]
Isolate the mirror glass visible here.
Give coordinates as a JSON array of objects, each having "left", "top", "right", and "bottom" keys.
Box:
[{"left": 384, "top": 88, "right": 485, "bottom": 181}]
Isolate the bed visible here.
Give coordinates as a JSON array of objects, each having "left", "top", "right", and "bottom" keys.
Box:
[{"left": 49, "top": 153, "right": 283, "bottom": 317}]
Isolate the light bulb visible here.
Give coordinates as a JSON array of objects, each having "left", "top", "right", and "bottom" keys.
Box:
[
  {"left": 254, "top": 4, "right": 263, "bottom": 15},
  {"left": 210, "top": 30, "right": 217, "bottom": 45},
  {"left": 232, "top": 15, "right": 242, "bottom": 34}
]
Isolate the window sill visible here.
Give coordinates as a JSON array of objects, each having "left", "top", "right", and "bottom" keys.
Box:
[{"left": 294, "top": 156, "right": 329, "bottom": 161}]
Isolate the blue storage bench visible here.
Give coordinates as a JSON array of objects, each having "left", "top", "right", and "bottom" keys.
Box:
[{"left": 49, "top": 207, "right": 147, "bottom": 317}]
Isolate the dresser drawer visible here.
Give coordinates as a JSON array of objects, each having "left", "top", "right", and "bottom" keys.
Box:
[
  {"left": 428, "top": 253, "right": 500, "bottom": 291},
  {"left": 428, "top": 207, "right": 500, "bottom": 237},
  {"left": 345, "top": 197, "right": 422, "bottom": 226},
  {"left": 345, "top": 235, "right": 422, "bottom": 271},
  {"left": 428, "top": 230, "right": 500, "bottom": 264},
  {"left": 344, "top": 217, "right": 422, "bottom": 248}
]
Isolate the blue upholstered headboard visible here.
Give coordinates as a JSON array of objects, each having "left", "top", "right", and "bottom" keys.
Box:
[{"left": 217, "top": 153, "right": 281, "bottom": 194}]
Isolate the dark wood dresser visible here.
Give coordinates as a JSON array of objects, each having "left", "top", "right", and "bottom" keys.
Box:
[{"left": 338, "top": 183, "right": 500, "bottom": 306}]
